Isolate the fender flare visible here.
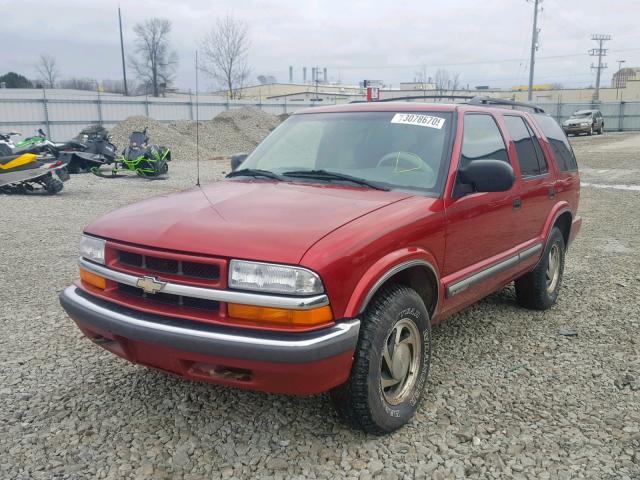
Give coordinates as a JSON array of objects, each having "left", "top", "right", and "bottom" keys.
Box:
[
  {"left": 542, "top": 202, "right": 572, "bottom": 244},
  {"left": 343, "top": 247, "right": 441, "bottom": 319}
]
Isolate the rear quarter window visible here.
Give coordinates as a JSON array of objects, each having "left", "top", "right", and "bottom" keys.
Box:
[{"left": 532, "top": 114, "right": 578, "bottom": 172}]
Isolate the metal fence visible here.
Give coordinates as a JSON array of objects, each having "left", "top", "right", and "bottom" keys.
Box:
[
  {"left": 537, "top": 101, "right": 640, "bottom": 132},
  {"left": 0, "top": 94, "right": 324, "bottom": 141},
  {"left": 1, "top": 92, "right": 639, "bottom": 141}
]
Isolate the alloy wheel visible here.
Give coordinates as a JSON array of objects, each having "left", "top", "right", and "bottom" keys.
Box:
[
  {"left": 546, "top": 244, "right": 561, "bottom": 294},
  {"left": 380, "top": 318, "right": 422, "bottom": 405}
]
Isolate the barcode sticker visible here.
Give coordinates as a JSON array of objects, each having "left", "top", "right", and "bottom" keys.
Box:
[{"left": 391, "top": 113, "right": 445, "bottom": 129}]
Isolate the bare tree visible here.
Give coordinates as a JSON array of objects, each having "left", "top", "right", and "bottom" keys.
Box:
[
  {"left": 60, "top": 77, "right": 97, "bottom": 91},
  {"left": 129, "top": 18, "right": 177, "bottom": 97},
  {"left": 434, "top": 69, "right": 461, "bottom": 97},
  {"left": 36, "top": 54, "right": 59, "bottom": 88},
  {"left": 414, "top": 66, "right": 432, "bottom": 95},
  {"left": 200, "top": 15, "right": 251, "bottom": 99}
]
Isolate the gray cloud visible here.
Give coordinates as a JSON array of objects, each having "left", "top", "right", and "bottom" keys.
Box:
[{"left": 3, "top": 0, "right": 639, "bottom": 90}]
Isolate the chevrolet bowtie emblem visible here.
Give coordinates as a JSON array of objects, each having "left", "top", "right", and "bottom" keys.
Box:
[{"left": 136, "top": 276, "right": 166, "bottom": 294}]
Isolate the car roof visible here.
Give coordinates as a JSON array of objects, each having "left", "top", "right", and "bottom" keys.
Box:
[
  {"left": 292, "top": 101, "right": 529, "bottom": 116},
  {"left": 574, "top": 109, "right": 595, "bottom": 114}
]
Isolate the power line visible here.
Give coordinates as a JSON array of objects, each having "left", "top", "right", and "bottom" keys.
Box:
[
  {"left": 590, "top": 34, "right": 611, "bottom": 101},
  {"left": 319, "top": 48, "right": 640, "bottom": 71}
]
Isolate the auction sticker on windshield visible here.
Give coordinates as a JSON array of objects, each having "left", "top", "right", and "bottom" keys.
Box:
[{"left": 391, "top": 113, "right": 445, "bottom": 129}]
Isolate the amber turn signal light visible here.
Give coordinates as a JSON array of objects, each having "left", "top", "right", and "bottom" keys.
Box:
[
  {"left": 227, "top": 303, "right": 333, "bottom": 328},
  {"left": 80, "top": 268, "right": 106, "bottom": 290}
]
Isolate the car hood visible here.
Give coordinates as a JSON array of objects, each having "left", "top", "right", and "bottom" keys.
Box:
[
  {"left": 564, "top": 118, "right": 591, "bottom": 125},
  {"left": 85, "top": 180, "right": 413, "bottom": 264}
]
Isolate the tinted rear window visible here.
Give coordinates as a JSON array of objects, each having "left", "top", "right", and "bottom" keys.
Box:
[
  {"left": 532, "top": 114, "right": 578, "bottom": 172},
  {"left": 503, "top": 115, "right": 546, "bottom": 177}
]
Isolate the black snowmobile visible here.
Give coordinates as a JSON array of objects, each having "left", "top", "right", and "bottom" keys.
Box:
[
  {"left": 92, "top": 128, "right": 170, "bottom": 178},
  {"left": 0, "top": 152, "right": 69, "bottom": 195},
  {"left": 57, "top": 125, "right": 117, "bottom": 173}
]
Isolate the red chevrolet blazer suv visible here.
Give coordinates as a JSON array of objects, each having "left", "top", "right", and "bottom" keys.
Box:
[{"left": 60, "top": 99, "right": 581, "bottom": 434}]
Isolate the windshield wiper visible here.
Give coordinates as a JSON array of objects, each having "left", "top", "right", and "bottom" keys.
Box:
[
  {"left": 226, "top": 168, "right": 286, "bottom": 181},
  {"left": 282, "top": 169, "right": 390, "bottom": 191}
]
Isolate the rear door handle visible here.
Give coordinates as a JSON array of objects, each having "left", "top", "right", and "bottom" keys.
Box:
[{"left": 512, "top": 197, "right": 522, "bottom": 210}]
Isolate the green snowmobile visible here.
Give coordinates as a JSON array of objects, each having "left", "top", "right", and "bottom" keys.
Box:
[{"left": 91, "top": 128, "right": 170, "bottom": 178}]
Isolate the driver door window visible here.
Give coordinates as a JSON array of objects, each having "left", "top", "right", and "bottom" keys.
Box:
[{"left": 460, "top": 114, "right": 509, "bottom": 167}]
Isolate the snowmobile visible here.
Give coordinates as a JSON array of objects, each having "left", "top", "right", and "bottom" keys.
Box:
[
  {"left": 91, "top": 128, "right": 170, "bottom": 178},
  {"left": 0, "top": 152, "right": 69, "bottom": 195},
  {"left": 0, "top": 131, "right": 21, "bottom": 156},
  {"left": 57, "top": 125, "right": 117, "bottom": 173}
]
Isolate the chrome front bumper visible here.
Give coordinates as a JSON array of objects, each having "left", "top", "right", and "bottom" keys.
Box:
[{"left": 59, "top": 286, "right": 360, "bottom": 363}]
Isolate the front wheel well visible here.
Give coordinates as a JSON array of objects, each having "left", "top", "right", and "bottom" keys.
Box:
[
  {"left": 364, "top": 264, "right": 438, "bottom": 317},
  {"left": 553, "top": 211, "right": 572, "bottom": 247}
]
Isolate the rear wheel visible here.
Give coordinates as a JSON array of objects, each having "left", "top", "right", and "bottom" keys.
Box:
[
  {"left": 330, "top": 284, "right": 431, "bottom": 434},
  {"left": 515, "top": 227, "right": 565, "bottom": 310}
]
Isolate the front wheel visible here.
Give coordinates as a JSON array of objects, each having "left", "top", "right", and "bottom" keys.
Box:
[
  {"left": 330, "top": 284, "right": 431, "bottom": 435},
  {"left": 515, "top": 227, "right": 565, "bottom": 310},
  {"left": 42, "top": 175, "right": 64, "bottom": 195}
]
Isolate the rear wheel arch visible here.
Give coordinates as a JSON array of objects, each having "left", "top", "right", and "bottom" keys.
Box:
[{"left": 551, "top": 210, "right": 572, "bottom": 248}]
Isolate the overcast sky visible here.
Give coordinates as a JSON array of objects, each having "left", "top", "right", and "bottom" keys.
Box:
[{"left": 3, "top": 0, "right": 639, "bottom": 91}]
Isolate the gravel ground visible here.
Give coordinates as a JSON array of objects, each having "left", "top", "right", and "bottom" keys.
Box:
[{"left": 1, "top": 131, "right": 639, "bottom": 479}]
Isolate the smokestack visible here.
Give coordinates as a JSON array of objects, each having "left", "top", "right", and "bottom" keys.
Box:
[
  {"left": 323, "top": 68, "right": 327, "bottom": 83},
  {"left": 312, "top": 67, "right": 316, "bottom": 83},
  {"left": 289, "top": 66, "right": 293, "bottom": 83},
  {"left": 303, "top": 67, "right": 307, "bottom": 83}
]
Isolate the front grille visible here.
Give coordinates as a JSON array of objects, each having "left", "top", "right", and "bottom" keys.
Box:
[
  {"left": 117, "top": 250, "right": 220, "bottom": 281},
  {"left": 117, "top": 283, "right": 219, "bottom": 311}
]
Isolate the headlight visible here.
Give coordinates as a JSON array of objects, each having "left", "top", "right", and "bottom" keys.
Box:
[
  {"left": 229, "top": 260, "right": 324, "bottom": 295},
  {"left": 80, "top": 235, "right": 105, "bottom": 264},
  {"left": 581, "top": 123, "right": 589, "bottom": 127}
]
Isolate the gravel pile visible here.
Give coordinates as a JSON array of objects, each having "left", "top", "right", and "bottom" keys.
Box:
[
  {"left": 108, "top": 107, "right": 282, "bottom": 161},
  {"left": 1, "top": 132, "right": 639, "bottom": 479}
]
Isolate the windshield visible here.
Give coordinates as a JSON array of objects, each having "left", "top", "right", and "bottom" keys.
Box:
[
  {"left": 129, "top": 132, "right": 147, "bottom": 146},
  {"left": 238, "top": 111, "right": 453, "bottom": 194},
  {"left": 570, "top": 112, "right": 592, "bottom": 119}
]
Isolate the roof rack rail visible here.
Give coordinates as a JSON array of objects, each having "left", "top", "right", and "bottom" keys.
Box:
[
  {"left": 350, "top": 94, "right": 475, "bottom": 104},
  {"left": 467, "top": 96, "right": 545, "bottom": 113}
]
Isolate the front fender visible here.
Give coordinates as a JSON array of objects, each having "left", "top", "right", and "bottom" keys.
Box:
[{"left": 343, "top": 247, "right": 441, "bottom": 319}]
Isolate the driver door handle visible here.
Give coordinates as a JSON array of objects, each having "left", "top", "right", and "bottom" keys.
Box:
[{"left": 512, "top": 197, "right": 522, "bottom": 210}]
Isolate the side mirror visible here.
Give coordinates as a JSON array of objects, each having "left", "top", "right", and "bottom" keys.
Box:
[
  {"left": 457, "top": 160, "right": 515, "bottom": 195},
  {"left": 230, "top": 153, "right": 248, "bottom": 171}
]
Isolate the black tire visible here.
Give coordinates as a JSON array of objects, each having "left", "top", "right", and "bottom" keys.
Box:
[
  {"left": 330, "top": 284, "right": 431, "bottom": 435},
  {"left": 43, "top": 175, "right": 64, "bottom": 195},
  {"left": 598, "top": 124, "right": 604, "bottom": 134},
  {"left": 588, "top": 125, "right": 593, "bottom": 136},
  {"left": 515, "top": 227, "right": 565, "bottom": 310}
]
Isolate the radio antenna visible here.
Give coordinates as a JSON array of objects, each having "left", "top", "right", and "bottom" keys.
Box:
[{"left": 195, "top": 50, "right": 200, "bottom": 187}]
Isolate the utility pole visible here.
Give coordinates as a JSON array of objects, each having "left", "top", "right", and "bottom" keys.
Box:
[
  {"left": 527, "top": 0, "right": 542, "bottom": 102},
  {"left": 615, "top": 59, "right": 626, "bottom": 100},
  {"left": 589, "top": 34, "right": 611, "bottom": 102},
  {"left": 118, "top": 6, "right": 128, "bottom": 96}
]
